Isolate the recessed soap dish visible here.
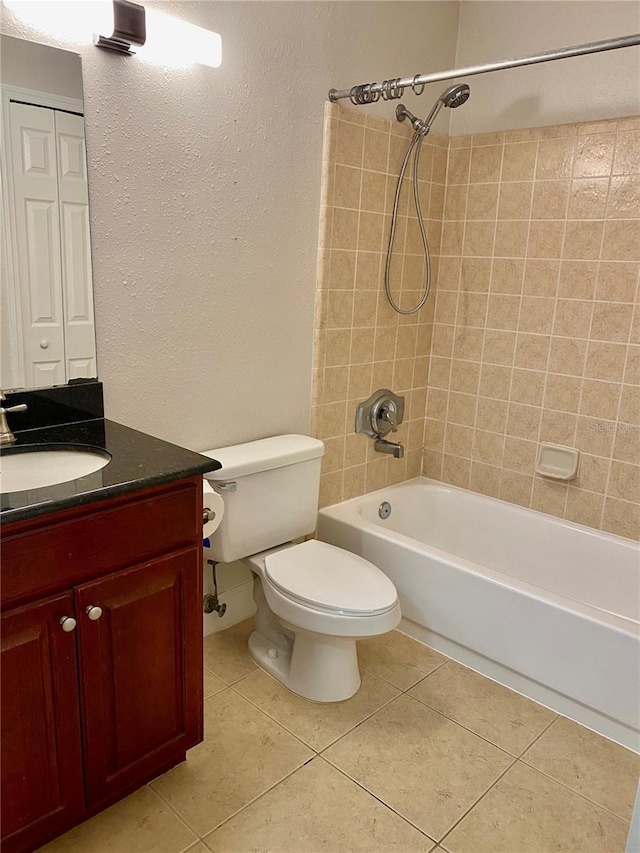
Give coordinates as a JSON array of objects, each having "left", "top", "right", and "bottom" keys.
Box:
[{"left": 535, "top": 443, "right": 580, "bottom": 481}]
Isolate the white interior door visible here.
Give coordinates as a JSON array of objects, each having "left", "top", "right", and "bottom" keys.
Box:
[
  {"left": 55, "top": 109, "right": 96, "bottom": 380},
  {"left": 9, "top": 100, "right": 66, "bottom": 387}
]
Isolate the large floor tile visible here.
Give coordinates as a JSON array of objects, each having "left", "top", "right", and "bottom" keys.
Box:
[
  {"left": 443, "top": 761, "right": 630, "bottom": 853},
  {"left": 522, "top": 715, "right": 640, "bottom": 820},
  {"left": 151, "top": 689, "right": 313, "bottom": 836},
  {"left": 323, "top": 694, "right": 513, "bottom": 840},
  {"left": 409, "top": 660, "right": 557, "bottom": 756},
  {"left": 38, "top": 786, "right": 197, "bottom": 853},
  {"left": 204, "top": 668, "right": 226, "bottom": 699},
  {"left": 203, "top": 757, "right": 435, "bottom": 852},
  {"left": 234, "top": 667, "right": 400, "bottom": 751},
  {"left": 204, "top": 619, "right": 257, "bottom": 684},
  {"left": 358, "top": 630, "right": 448, "bottom": 690}
]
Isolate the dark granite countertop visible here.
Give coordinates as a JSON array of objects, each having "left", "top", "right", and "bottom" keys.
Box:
[{"left": 1, "top": 419, "right": 220, "bottom": 525}]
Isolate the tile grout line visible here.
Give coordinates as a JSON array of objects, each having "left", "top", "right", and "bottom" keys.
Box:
[
  {"left": 597, "top": 133, "right": 624, "bottom": 531},
  {"left": 144, "top": 783, "right": 208, "bottom": 850},
  {"left": 198, "top": 758, "right": 314, "bottom": 845},
  {"left": 394, "top": 687, "right": 531, "bottom": 763},
  {"left": 439, "top": 713, "right": 634, "bottom": 850},
  {"left": 471, "top": 136, "right": 505, "bottom": 493},
  {"left": 436, "top": 754, "right": 519, "bottom": 849},
  {"left": 577, "top": 143, "right": 611, "bottom": 530},
  {"left": 229, "top": 669, "right": 403, "bottom": 754},
  {"left": 515, "top": 710, "right": 559, "bottom": 758},
  {"left": 225, "top": 681, "right": 321, "bottom": 753},
  {"left": 318, "top": 752, "right": 439, "bottom": 846},
  {"left": 517, "top": 757, "right": 633, "bottom": 826},
  {"left": 510, "top": 130, "right": 542, "bottom": 510},
  {"left": 438, "top": 141, "right": 469, "bottom": 485}
]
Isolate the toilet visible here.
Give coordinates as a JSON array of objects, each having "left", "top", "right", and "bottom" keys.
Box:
[{"left": 202, "top": 435, "right": 400, "bottom": 702}]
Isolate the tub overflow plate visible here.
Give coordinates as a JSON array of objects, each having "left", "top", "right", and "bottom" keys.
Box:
[{"left": 379, "top": 501, "right": 392, "bottom": 519}]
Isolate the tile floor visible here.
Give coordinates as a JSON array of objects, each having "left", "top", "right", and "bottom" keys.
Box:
[{"left": 40, "top": 620, "right": 640, "bottom": 853}]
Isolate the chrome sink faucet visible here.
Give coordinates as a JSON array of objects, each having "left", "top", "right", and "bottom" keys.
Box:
[{"left": 0, "top": 389, "right": 28, "bottom": 446}]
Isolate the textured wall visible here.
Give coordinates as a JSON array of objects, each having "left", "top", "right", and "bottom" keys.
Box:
[
  {"left": 425, "top": 116, "right": 640, "bottom": 540},
  {"left": 0, "top": 1, "right": 459, "bottom": 453},
  {"left": 451, "top": 1, "right": 640, "bottom": 135},
  {"left": 312, "top": 102, "right": 445, "bottom": 508}
]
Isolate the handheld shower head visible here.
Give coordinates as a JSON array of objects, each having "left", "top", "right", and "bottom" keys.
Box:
[
  {"left": 396, "top": 83, "right": 471, "bottom": 135},
  {"left": 440, "top": 83, "right": 471, "bottom": 109}
]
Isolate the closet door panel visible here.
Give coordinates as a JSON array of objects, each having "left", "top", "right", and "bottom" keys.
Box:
[
  {"left": 54, "top": 109, "right": 96, "bottom": 380},
  {"left": 8, "top": 101, "right": 66, "bottom": 386}
]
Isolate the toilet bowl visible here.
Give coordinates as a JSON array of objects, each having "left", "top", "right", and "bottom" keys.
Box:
[
  {"left": 244, "top": 540, "right": 400, "bottom": 702},
  {"left": 201, "top": 435, "right": 401, "bottom": 702}
]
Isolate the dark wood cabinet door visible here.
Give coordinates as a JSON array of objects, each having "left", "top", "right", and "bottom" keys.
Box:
[
  {"left": 1, "top": 592, "right": 84, "bottom": 853},
  {"left": 75, "top": 547, "right": 203, "bottom": 805}
]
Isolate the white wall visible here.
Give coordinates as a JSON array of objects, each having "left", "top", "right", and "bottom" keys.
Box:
[
  {"left": 1, "top": 33, "right": 83, "bottom": 99},
  {"left": 451, "top": 1, "right": 640, "bottom": 135},
  {"left": 0, "top": 0, "right": 459, "bottom": 452},
  {"left": 328, "top": 1, "right": 461, "bottom": 133}
]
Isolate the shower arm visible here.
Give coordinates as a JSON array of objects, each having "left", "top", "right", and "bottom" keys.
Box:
[{"left": 328, "top": 33, "right": 640, "bottom": 103}]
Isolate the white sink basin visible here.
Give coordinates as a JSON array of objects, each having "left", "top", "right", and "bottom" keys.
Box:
[{"left": 0, "top": 447, "right": 111, "bottom": 493}]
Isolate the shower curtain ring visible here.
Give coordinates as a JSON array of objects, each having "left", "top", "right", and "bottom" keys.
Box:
[
  {"left": 411, "top": 75, "right": 426, "bottom": 96},
  {"left": 391, "top": 78, "right": 405, "bottom": 99},
  {"left": 350, "top": 82, "right": 381, "bottom": 106},
  {"left": 349, "top": 85, "right": 360, "bottom": 105},
  {"left": 365, "top": 83, "right": 380, "bottom": 104}
]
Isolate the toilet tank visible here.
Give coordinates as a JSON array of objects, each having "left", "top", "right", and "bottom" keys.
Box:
[{"left": 202, "top": 435, "right": 325, "bottom": 563}]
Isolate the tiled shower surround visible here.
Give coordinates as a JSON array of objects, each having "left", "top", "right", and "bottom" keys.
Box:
[
  {"left": 313, "top": 104, "right": 640, "bottom": 540},
  {"left": 312, "top": 103, "right": 446, "bottom": 507}
]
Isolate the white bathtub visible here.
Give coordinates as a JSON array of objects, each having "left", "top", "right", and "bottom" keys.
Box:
[{"left": 317, "top": 478, "right": 640, "bottom": 751}]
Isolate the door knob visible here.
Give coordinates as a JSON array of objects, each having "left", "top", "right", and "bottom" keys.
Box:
[
  {"left": 60, "top": 616, "right": 77, "bottom": 632},
  {"left": 86, "top": 605, "right": 103, "bottom": 621}
]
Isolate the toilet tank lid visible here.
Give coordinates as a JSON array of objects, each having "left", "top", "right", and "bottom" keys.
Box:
[{"left": 201, "top": 434, "right": 324, "bottom": 480}]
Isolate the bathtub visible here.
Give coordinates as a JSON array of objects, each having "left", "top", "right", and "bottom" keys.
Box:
[{"left": 317, "top": 478, "right": 640, "bottom": 751}]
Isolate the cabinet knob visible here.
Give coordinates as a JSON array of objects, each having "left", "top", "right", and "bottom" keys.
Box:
[
  {"left": 86, "top": 605, "right": 103, "bottom": 621},
  {"left": 60, "top": 616, "right": 77, "bottom": 632}
]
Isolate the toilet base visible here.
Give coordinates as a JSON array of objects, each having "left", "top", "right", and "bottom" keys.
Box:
[
  {"left": 248, "top": 627, "right": 361, "bottom": 703},
  {"left": 248, "top": 574, "right": 361, "bottom": 702}
]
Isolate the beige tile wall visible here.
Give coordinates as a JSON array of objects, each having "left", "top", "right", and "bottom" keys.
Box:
[
  {"left": 312, "top": 102, "right": 446, "bottom": 507},
  {"left": 426, "top": 116, "right": 640, "bottom": 540}
]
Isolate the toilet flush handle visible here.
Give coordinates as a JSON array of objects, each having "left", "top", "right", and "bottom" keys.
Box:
[{"left": 216, "top": 481, "right": 237, "bottom": 492}]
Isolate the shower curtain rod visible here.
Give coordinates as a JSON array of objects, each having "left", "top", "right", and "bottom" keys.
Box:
[{"left": 328, "top": 33, "right": 640, "bottom": 104}]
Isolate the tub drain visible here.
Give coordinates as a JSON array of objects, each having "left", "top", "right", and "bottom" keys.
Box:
[{"left": 379, "top": 501, "right": 392, "bottom": 519}]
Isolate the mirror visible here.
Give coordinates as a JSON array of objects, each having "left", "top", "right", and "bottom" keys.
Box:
[{"left": 1, "top": 35, "right": 97, "bottom": 391}]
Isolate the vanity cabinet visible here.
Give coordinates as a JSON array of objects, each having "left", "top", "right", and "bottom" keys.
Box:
[
  {"left": 1, "top": 477, "right": 204, "bottom": 853},
  {"left": 1, "top": 592, "right": 85, "bottom": 848}
]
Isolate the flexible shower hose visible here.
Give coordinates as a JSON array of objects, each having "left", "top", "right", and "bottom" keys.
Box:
[{"left": 384, "top": 129, "right": 432, "bottom": 315}]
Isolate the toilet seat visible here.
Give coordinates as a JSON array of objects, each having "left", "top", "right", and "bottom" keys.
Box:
[{"left": 264, "top": 539, "right": 398, "bottom": 617}]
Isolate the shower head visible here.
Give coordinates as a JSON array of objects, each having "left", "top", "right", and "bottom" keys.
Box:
[
  {"left": 396, "top": 83, "right": 471, "bottom": 135},
  {"left": 440, "top": 83, "right": 471, "bottom": 109}
]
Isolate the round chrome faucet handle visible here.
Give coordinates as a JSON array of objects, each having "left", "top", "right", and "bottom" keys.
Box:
[
  {"left": 355, "top": 388, "right": 405, "bottom": 439},
  {"left": 379, "top": 405, "right": 398, "bottom": 428}
]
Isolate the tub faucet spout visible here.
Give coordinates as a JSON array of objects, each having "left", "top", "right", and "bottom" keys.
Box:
[{"left": 375, "top": 439, "right": 404, "bottom": 458}]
